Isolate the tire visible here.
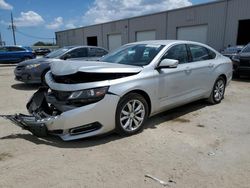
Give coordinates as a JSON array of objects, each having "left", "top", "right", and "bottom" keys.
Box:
[
  {"left": 208, "top": 76, "right": 226, "bottom": 104},
  {"left": 115, "top": 93, "right": 149, "bottom": 136},
  {"left": 41, "top": 69, "right": 49, "bottom": 86},
  {"left": 23, "top": 57, "right": 31, "bottom": 61}
]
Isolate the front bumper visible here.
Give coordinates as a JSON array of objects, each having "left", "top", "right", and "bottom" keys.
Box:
[
  {"left": 1, "top": 87, "right": 120, "bottom": 141},
  {"left": 14, "top": 67, "right": 42, "bottom": 84}
]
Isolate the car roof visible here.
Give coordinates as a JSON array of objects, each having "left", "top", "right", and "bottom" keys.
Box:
[{"left": 130, "top": 40, "right": 207, "bottom": 46}]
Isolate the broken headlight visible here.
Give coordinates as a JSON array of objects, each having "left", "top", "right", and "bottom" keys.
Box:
[{"left": 68, "top": 86, "right": 109, "bottom": 103}]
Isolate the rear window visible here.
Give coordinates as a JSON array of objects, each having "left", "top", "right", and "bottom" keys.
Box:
[
  {"left": 8, "top": 47, "right": 25, "bottom": 52},
  {"left": 241, "top": 45, "right": 250, "bottom": 53},
  {"left": 88, "top": 48, "right": 108, "bottom": 57},
  {"left": 189, "top": 44, "right": 216, "bottom": 62}
]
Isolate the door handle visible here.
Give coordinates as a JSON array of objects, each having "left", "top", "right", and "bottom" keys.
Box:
[
  {"left": 185, "top": 66, "right": 191, "bottom": 74},
  {"left": 209, "top": 63, "right": 215, "bottom": 68}
]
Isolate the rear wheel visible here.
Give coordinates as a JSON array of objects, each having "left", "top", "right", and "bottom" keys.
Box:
[
  {"left": 23, "top": 56, "right": 31, "bottom": 61},
  {"left": 115, "top": 93, "right": 148, "bottom": 136},
  {"left": 208, "top": 76, "right": 226, "bottom": 104}
]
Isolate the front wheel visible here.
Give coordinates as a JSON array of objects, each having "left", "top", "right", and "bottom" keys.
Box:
[
  {"left": 208, "top": 76, "right": 226, "bottom": 104},
  {"left": 115, "top": 93, "right": 148, "bottom": 136}
]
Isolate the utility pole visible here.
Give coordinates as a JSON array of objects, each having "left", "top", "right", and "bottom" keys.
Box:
[
  {"left": 10, "top": 12, "right": 16, "bottom": 45},
  {"left": 0, "top": 32, "right": 2, "bottom": 46}
]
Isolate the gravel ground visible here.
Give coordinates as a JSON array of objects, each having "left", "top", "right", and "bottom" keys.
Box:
[{"left": 0, "top": 64, "right": 250, "bottom": 188}]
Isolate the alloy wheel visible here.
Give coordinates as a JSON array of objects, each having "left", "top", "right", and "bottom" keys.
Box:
[
  {"left": 120, "top": 99, "right": 145, "bottom": 132},
  {"left": 214, "top": 79, "right": 225, "bottom": 102}
]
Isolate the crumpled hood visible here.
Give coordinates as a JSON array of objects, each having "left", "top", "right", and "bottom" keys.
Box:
[
  {"left": 18, "top": 57, "right": 59, "bottom": 66},
  {"left": 50, "top": 60, "right": 143, "bottom": 76}
]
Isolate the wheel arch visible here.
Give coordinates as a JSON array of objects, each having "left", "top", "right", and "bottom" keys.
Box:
[
  {"left": 218, "top": 74, "right": 227, "bottom": 84},
  {"left": 121, "top": 89, "right": 152, "bottom": 116}
]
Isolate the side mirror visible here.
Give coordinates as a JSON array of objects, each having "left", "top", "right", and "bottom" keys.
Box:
[
  {"left": 62, "top": 54, "right": 71, "bottom": 60},
  {"left": 158, "top": 59, "right": 179, "bottom": 69}
]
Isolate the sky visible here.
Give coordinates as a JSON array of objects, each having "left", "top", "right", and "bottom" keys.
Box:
[{"left": 0, "top": 0, "right": 214, "bottom": 46}]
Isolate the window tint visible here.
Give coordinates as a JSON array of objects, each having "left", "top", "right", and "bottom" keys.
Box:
[
  {"left": 88, "top": 48, "right": 106, "bottom": 57},
  {"left": 241, "top": 45, "right": 250, "bottom": 53},
  {"left": 95, "top": 48, "right": 108, "bottom": 56},
  {"left": 163, "top": 44, "right": 188, "bottom": 64},
  {"left": 0, "top": 47, "right": 7, "bottom": 52},
  {"left": 67, "top": 48, "right": 88, "bottom": 58},
  {"left": 189, "top": 44, "right": 215, "bottom": 62},
  {"left": 8, "top": 47, "right": 25, "bottom": 52}
]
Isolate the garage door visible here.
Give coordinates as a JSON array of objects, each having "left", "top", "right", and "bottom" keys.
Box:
[
  {"left": 108, "top": 34, "right": 122, "bottom": 51},
  {"left": 136, "top": 30, "right": 156, "bottom": 42},
  {"left": 177, "top": 25, "right": 208, "bottom": 44}
]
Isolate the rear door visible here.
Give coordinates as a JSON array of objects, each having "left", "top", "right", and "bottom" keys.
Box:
[
  {"left": 186, "top": 44, "right": 217, "bottom": 96},
  {"left": 7, "top": 47, "right": 27, "bottom": 62},
  {"left": 65, "top": 47, "right": 88, "bottom": 60}
]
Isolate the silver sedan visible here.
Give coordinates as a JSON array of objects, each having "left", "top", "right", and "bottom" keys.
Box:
[{"left": 3, "top": 40, "right": 232, "bottom": 141}]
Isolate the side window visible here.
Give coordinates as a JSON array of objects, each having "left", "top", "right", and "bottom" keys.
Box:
[
  {"left": 0, "top": 47, "right": 7, "bottom": 52},
  {"left": 241, "top": 45, "right": 250, "bottom": 53},
  {"left": 188, "top": 44, "right": 215, "bottom": 62},
  {"left": 88, "top": 48, "right": 98, "bottom": 57},
  {"left": 9, "top": 47, "right": 25, "bottom": 52},
  {"left": 96, "top": 48, "right": 108, "bottom": 56},
  {"left": 162, "top": 44, "right": 188, "bottom": 64},
  {"left": 67, "top": 48, "right": 87, "bottom": 58}
]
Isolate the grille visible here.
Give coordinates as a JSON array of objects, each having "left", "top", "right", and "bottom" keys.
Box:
[{"left": 16, "top": 66, "right": 25, "bottom": 71}]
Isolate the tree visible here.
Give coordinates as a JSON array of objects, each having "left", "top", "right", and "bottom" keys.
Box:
[{"left": 33, "top": 41, "right": 54, "bottom": 46}]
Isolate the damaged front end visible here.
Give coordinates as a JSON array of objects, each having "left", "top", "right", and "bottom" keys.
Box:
[{"left": 1, "top": 87, "right": 58, "bottom": 137}]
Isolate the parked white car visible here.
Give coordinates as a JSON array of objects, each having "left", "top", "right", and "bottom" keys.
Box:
[{"left": 2, "top": 40, "right": 232, "bottom": 141}]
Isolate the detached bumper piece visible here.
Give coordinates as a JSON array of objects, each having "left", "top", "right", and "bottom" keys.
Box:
[
  {"left": 0, "top": 114, "right": 48, "bottom": 137},
  {"left": 1, "top": 87, "right": 53, "bottom": 137}
]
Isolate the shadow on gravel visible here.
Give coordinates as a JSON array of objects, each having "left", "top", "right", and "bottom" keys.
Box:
[
  {"left": 145, "top": 100, "right": 207, "bottom": 130},
  {"left": 0, "top": 100, "right": 208, "bottom": 148},
  {"left": 0, "top": 132, "right": 121, "bottom": 148},
  {"left": 11, "top": 83, "right": 40, "bottom": 91}
]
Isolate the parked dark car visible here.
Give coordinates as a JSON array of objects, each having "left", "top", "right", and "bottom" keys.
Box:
[
  {"left": 232, "top": 43, "right": 250, "bottom": 77},
  {"left": 14, "top": 46, "right": 108, "bottom": 84},
  {"left": 0, "top": 46, "right": 36, "bottom": 63},
  {"left": 221, "top": 45, "right": 244, "bottom": 59},
  {"left": 34, "top": 48, "right": 51, "bottom": 56}
]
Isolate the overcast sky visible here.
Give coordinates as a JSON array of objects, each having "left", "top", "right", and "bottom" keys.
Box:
[{"left": 0, "top": 0, "right": 214, "bottom": 46}]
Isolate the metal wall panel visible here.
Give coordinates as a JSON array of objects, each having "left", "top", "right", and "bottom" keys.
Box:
[
  {"left": 128, "top": 13, "right": 167, "bottom": 42},
  {"left": 108, "top": 34, "right": 122, "bottom": 51},
  {"left": 167, "top": 1, "right": 227, "bottom": 50},
  {"left": 177, "top": 25, "right": 208, "bottom": 43},
  {"left": 136, "top": 30, "right": 156, "bottom": 41},
  {"left": 102, "top": 20, "right": 129, "bottom": 49},
  {"left": 224, "top": 0, "right": 250, "bottom": 47},
  {"left": 83, "top": 25, "right": 103, "bottom": 47},
  {"left": 55, "top": 0, "right": 250, "bottom": 51}
]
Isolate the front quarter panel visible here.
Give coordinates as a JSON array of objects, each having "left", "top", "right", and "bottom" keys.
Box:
[{"left": 108, "top": 68, "right": 159, "bottom": 116}]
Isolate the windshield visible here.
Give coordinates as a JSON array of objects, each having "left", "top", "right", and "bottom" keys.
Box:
[
  {"left": 241, "top": 44, "right": 250, "bottom": 53},
  {"left": 100, "top": 44, "right": 164, "bottom": 66},
  {"left": 45, "top": 46, "right": 73, "bottom": 58}
]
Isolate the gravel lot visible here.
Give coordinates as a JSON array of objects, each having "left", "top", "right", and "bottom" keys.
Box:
[{"left": 0, "top": 64, "right": 250, "bottom": 188}]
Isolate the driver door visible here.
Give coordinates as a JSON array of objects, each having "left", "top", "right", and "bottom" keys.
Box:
[{"left": 157, "top": 44, "right": 194, "bottom": 109}]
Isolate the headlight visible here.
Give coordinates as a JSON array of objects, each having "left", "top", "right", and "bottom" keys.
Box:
[
  {"left": 68, "top": 86, "right": 109, "bottom": 101},
  {"left": 26, "top": 64, "right": 40, "bottom": 69}
]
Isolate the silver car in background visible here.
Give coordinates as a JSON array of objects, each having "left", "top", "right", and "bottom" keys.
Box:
[{"left": 3, "top": 40, "right": 232, "bottom": 141}]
